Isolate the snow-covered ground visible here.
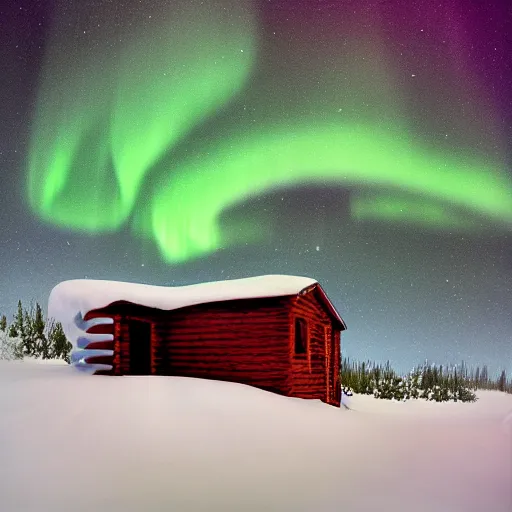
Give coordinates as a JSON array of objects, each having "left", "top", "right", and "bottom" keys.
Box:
[{"left": 0, "top": 360, "right": 511, "bottom": 512}]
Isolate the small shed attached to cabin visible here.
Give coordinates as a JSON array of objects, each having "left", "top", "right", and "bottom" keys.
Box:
[{"left": 48, "top": 275, "right": 347, "bottom": 407}]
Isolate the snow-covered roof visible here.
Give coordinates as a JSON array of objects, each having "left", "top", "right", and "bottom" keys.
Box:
[
  {"left": 49, "top": 274, "right": 319, "bottom": 320},
  {"left": 48, "top": 275, "right": 345, "bottom": 367}
]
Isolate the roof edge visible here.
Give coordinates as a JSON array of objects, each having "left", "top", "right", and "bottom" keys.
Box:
[
  {"left": 300, "top": 283, "right": 347, "bottom": 331},
  {"left": 81, "top": 282, "right": 347, "bottom": 331}
]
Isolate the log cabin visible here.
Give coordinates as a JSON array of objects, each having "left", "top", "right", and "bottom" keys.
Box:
[{"left": 48, "top": 275, "right": 347, "bottom": 407}]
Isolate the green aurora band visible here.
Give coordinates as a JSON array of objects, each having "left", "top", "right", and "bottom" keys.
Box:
[
  {"left": 142, "top": 124, "right": 512, "bottom": 262},
  {"left": 28, "top": 1, "right": 512, "bottom": 263},
  {"left": 28, "top": 0, "right": 256, "bottom": 231}
]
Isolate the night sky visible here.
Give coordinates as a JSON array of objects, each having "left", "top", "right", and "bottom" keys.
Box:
[{"left": 1, "top": 0, "right": 511, "bottom": 375}]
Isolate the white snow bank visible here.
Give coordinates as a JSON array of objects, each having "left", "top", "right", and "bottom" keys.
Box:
[
  {"left": 22, "top": 356, "right": 69, "bottom": 365},
  {"left": 0, "top": 361, "right": 511, "bottom": 512},
  {"left": 345, "top": 389, "right": 512, "bottom": 422}
]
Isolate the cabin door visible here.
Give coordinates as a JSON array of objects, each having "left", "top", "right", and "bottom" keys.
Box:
[{"left": 128, "top": 320, "right": 152, "bottom": 375}]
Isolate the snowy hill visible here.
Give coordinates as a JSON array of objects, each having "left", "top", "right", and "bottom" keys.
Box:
[{"left": 0, "top": 360, "right": 511, "bottom": 512}]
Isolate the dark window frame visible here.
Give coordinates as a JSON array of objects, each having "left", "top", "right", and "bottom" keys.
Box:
[{"left": 294, "top": 317, "right": 308, "bottom": 356}]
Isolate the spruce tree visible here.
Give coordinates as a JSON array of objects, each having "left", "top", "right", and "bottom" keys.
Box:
[
  {"left": 14, "top": 300, "right": 24, "bottom": 339},
  {"left": 8, "top": 301, "right": 23, "bottom": 340},
  {"left": 0, "top": 314, "right": 6, "bottom": 332},
  {"left": 48, "top": 321, "right": 72, "bottom": 363},
  {"left": 374, "top": 365, "right": 381, "bottom": 387},
  {"left": 480, "top": 366, "right": 489, "bottom": 389},
  {"left": 475, "top": 367, "right": 480, "bottom": 388},
  {"left": 432, "top": 366, "right": 439, "bottom": 387},
  {"left": 498, "top": 370, "right": 506, "bottom": 392},
  {"left": 23, "top": 306, "right": 35, "bottom": 356},
  {"left": 8, "top": 322, "right": 17, "bottom": 338},
  {"left": 33, "top": 303, "right": 50, "bottom": 359},
  {"left": 408, "top": 368, "right": 421, "bottom": 399}
]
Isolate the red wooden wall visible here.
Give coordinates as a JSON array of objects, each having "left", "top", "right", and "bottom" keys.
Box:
[
  {"left": 157, "top": 297, "right": 291, "bottom": 394},
  {"left": 82, "top": 288, "right": 342, "bottom": 406},
  {"left": 84, "top": 297, "right": 292, "bottom": 394},
  {"left": 288, "top": 287, "right": 341, "bottom": 406}
]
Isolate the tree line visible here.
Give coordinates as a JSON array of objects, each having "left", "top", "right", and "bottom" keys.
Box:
[
  {"left": 341, "top": 358, "right": 512, "bottom": 403},
  {"left": 0, "top": 300, "right": 72, "bottom": 362}
]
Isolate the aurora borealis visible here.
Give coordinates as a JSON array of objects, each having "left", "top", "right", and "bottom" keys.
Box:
[
  {"left": 1, "top": 0, "right": 511, "bottom": 374},
  {"left": 28, "top": 0, "right": 256, "bottom": 233},
  {"left": 26, "top": 0, "right": 512, "bottom": 263}
]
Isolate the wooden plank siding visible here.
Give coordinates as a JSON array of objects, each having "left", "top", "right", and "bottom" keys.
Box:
[
  {"left": 159, "top": 298, "right": 291, "bottom": 394},
  {"left": 81, "top": 289, "right": 342, "bottom": 406},
  {"left": 84, "top": 298, "right": 292, "bottom": 395},
  {"left": 289, "top": 286, "right": 341, "bottom": 407}
]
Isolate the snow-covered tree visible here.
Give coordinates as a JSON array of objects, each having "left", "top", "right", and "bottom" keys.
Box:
[
  {"left": 8, "top": 321, "right": 18, "bottom": 338},
  {"left": 406, "top": 368, "right": 421, "bottom": 399},
  {"left": 1, "top": 300, "right": 71, "bottom": 362},
  {"left": 0, "top": 314, "right": 6, "bottom": 332},
  {"left": 0, "top": 330, "right": 23, "bottom": 360}
]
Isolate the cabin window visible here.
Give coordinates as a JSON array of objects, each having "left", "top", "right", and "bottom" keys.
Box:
[{"left": 294, "top": 318, "right": 308, "bottom": 355}]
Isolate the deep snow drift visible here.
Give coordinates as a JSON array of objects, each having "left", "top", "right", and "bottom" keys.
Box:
[{"left": 0, "top": 360, "right": 511, "bottom": 512}]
